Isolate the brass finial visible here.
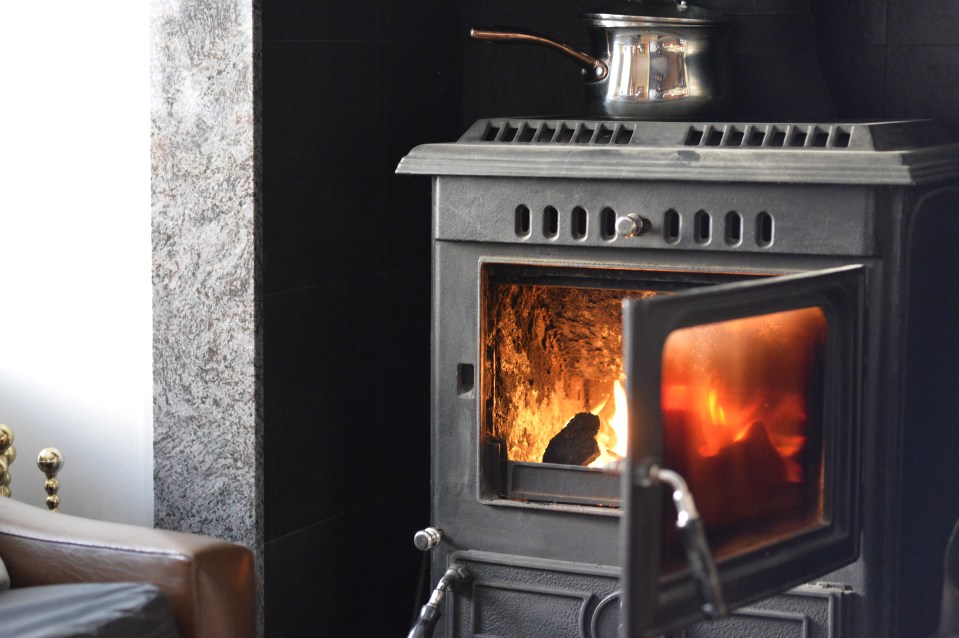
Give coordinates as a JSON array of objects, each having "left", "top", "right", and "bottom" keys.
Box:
[
  {"left": 36, "top": 448, "right": 63, "bottom": 512},
  {"left": 0, "top": 425, "right": 15, "bottom": 497}
]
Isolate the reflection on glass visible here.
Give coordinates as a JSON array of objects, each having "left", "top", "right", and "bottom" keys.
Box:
[{"left": 660, "top": 307, "right": 827, "bottom": 560}]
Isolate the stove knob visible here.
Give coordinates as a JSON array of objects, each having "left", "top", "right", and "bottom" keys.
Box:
[
  {"left": 414, "top": 527, "right": 443, "bottom": 551},
  {"left": 616, "top": 214, "right": 650, "bottom": 238}
]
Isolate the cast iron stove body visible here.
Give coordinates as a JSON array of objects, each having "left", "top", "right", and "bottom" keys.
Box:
[{"left": 397, "top": 119, "right": 959, "bottom": 638}]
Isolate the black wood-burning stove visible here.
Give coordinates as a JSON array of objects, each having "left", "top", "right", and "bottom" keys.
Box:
[{"left": 398, "top": 118, "right": 959, "bottom": 637}]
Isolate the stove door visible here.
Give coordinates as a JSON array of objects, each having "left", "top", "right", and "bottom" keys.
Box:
[{"left": 620, "top": 265, "right": 863, "bottom": 637}]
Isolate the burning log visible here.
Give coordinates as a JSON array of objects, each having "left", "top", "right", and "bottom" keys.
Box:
[{"left": 543, "top": 412, "right": 601, "bottom": 466}]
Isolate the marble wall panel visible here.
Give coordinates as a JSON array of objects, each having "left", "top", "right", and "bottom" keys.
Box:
[{"left": 150, "top": 0, "right": 263, "bottom": 564}]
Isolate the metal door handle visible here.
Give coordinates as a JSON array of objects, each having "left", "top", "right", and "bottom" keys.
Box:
[{"left": 651, "top": 466, "right": 727, "bottom": 618}]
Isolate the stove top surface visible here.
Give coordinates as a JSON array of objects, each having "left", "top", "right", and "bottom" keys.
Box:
[{"left": 397, "top": 118, "right": 959, "bottom": 185}]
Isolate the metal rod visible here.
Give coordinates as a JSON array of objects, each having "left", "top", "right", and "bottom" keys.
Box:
[{"left": 407, "top": 565, "right": 470, "bottom": 638}]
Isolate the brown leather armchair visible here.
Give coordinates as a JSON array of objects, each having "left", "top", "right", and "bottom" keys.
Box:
[{"left": 0, "top": 496, "right": 256, "bottom": 638}]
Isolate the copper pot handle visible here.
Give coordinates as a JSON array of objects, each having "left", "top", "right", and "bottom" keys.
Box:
[{"left": 470, "top": 28, "right": 609, "bottom": 82}]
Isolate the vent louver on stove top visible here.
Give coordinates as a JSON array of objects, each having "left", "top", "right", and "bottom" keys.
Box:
[
  {"left": 476, "top": 120, "right": 859, "bottom": 149},
  {"left": 398, "top": 118, "right": 959, "bottom": 185},
  {"left": 682, "top": 124, "right": 851, "bottom": 149},
  {"left": 468, "top": 119, "right": 953, "bottom": 151}
]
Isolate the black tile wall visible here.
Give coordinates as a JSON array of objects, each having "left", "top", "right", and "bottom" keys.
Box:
[
  {"left": 264, "top": 500, "right": 412, "bottom": 636},
  {"left": 815, "top": 45, "right": 888, "bottom": 120},
  {"left": 262, "top": 0, "right": 380, "bottom": 42},
  {"left": 263, "top": 279, "right": 389, "bottom": 539},
  {"left": 812, "top": 0, "right": 959, "bottom": 136},
  {"left": 262, "top": 0, "right": 959, "bottom": 634},
  {"left": 812, "top": 0, "right": 887, "bottom": 46},
  {"left": 461, "top": 0, "right": 587, "bottom": 124},
  {"left": 888, "top": 0, "right": 959, "bottom": 46},
  {"left": 887, "top": 46, "right": 959, "bottom": 126},
  {"left": 262, "top": 0, "right": 459, "bottom": 634}
]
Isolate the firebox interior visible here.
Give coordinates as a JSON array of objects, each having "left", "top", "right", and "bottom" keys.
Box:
[{"left": 482, "top": 264, "right": 826, "bottom": 566}]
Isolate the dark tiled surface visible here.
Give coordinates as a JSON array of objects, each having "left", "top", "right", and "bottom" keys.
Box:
[
  {"left": 262, "top": 0, "right": 461, "bottom": 43},
  {"left": 262, "top": 3, "right": 450, "bottom": 632},
  {"left": 264, "top": 499, "right": 426, "bottom": 636},
  {"left": 462, "top": 43, "right": 585, "bottom": 123},
  {"left": 811, "top": 0, "right": 959, "bottom": 136},
  {"left": 382, "top": 0, "right": 460, "bottom": 42},
  {"left": 262, "top": 41, "right": 383, "bottom": 181},
  {"left": 815, "top": 44, "right": 887, "bottom": 120},
  {"left": 886, "top": 45, "right": 959, "bottom": 137},
  {"left": 380, "top": 268, "right": 432, "bottom": 455},
  {"left": 888, "top": 0, "right": 959, "bottom": 45},
  {"left": 898, "top": 211, "right": 959, "bottom": 637},
  {"left": 262, "top": 0, "right": 381, "bottom": 42},
  {"left": 461, "top": 0, "right": 587, "bottom": 123},
  {"left": 382, "top": 42, "right": 460, "bottom": 265},
  {"left": 811, "top": 0, "right": 887, "bottom": 46},
  {"left": 263, "top": 278, "right": 389, "bottom": 539},
  {"left": 381, "top": 42, "right": 462, "bottom": 162},
  {"left": 261, "top": 168, "right": 387, "bottom": 293},
  {"left": 261, "top": 0, "right": 959, "bottom": 635},
  {"left": 263, "top": 38, "right": 459, "bottom": 294}
]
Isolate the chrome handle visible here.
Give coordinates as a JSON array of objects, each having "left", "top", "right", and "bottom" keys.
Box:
[
  {"left": 407, "top": 565, "right": 470, "bottom": 638},
  {"left": 616, "top": 214, "right": 650, "bottom": 238},
  {"left": 651, "top": 466, "right": 726, "bottom": 618},
  {"left": 414, "top": 527, "right": 444, "bottom": 551}
]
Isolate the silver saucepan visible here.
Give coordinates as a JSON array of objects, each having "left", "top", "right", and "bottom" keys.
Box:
[{"left": 471, "top": 0, "right": 730, "bottom": 120}]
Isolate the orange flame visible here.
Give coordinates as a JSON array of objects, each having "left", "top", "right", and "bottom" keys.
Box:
[{"left": 589, "top": 379, "right": 628, "bottom": 467}]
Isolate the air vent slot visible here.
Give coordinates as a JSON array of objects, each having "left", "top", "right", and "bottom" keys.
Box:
[
  {"left": 664, "top": 209, "right": 681, "bottom": 244},
  {"left": 517, "top": 124, "right": 536, "bottom": 143},
  {"left": 726, "top": 127, "right": 745, "bottom": 147},
  {"left": 769, "top": 128, "right": 787, "bottom": 147},
  {"left": 789, "top": 128, "right": 808, "bottom": 147},
  {"left": 832, "top": 128, "right": 851, "bottom": 148},
  {"left": 536, "top": 123, "right": 557, "bottom": 143},
  {"left": 725, "top": 211, "right": 743, "bottom": 246},
  {"left": 694, "top": 210, "right": 711, "bottom": 244},
  {"left": 571, "top": 207, "right": 588, "bottom": 239},
  {"left": 544, "top": 206, "right": 559, "bottom": 238},
  {"left": 746, "top": 128, "right": 765, "bottom": 146},
  {"left": 472, "top": 119, "right": 862, "bottom": 149},
  {"left": 614, "top": 126, "right": 634, "bottom": 144},
  {"left": 684, "top": 128, "right": 704, "bottom": 146},
  {"left": 595, "top": 125, "right": 614, "bottom": 144},
  {"left": 515, "top": 205, "right": 531, "bottom": 237},
  {"left": 575, "top": 125, "right": 595, "bottom": 144},
  {"left": 457, "top": 363, "right": 474, "bottom": 396},
  {"left": 600, "top": 207, "right": 617, "bottom": 240},
  {"left": 811, "top": 127, "right": 829, "bottom": 147},
  {"left": 555, "top": 124, "right": 575, "bottom": 144},
  {"left": 756, "top": 211, "right": 774, "bottom": 247}
]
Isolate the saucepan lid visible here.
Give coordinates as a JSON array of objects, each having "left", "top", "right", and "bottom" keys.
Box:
[{"left": 584, "top": 0, "right": 719, "bottom": 26}]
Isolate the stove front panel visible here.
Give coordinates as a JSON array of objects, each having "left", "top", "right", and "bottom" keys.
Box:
[{"left": 429, "top": 174, "right": 877, "bottom": 638}]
